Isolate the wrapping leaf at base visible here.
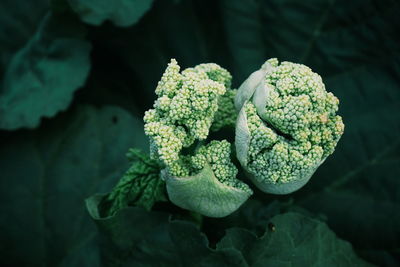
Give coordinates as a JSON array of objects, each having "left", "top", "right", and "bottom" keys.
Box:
[
  {"left": 160, "top": 139, "right": 252, "bottom": 218},
  {"left": 162, "top": 162, "right": 252, "bottom": 218},
  {"left": 144, "top": 59, "right": 251, "bottom": 217},
  {"left": 235, "top": 58, "right": 344, "bottom": 194}
]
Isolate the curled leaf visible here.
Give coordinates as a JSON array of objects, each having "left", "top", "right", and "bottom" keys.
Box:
[
  {"left": 235, "top": 104, "right": 251, "bottom": 167},
  {"left": 234, "top": 60, "right": 275, "bottom": 112},
  {"left": 162, "top": 163, "right": 252, "bottom": 218},
  {"left": 247, "top": 158, "right": 326, "bottom": 195},
  {"left": 235, "top": 59, "right": 344, "bottom": 194}
]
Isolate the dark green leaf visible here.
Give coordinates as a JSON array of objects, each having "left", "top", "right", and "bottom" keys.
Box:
[
  {"left": 0, "top": 0, "right": 48, "bottom": 69},
  {"left": 218, "top": 212, "right": 372, "bottom": 266},
  {"left": 0, "top": 105, "right": 148, "bottom": 266},
  {"left": 0, "top": 12, "right": 91, "bottom": 130},
  {"left": 88, "top": 198, "right": 370, "bottom": 267},
  {"left": 67, "top": 0, "right": 154, "bottom": 27},
  {"left": 86, "top": 195, "right": 246, "bottom": 267},
  {"left": 103, "top": 149, "right": 167, "bottom": 216}
]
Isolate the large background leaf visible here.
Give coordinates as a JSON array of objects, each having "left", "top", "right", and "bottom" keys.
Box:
[
  {"left": 0, "top": 0, "right": 48, "bottom": 69},
  {"left": 0, "top": 105, "right": 148, "bottom": 266},
  {"left": 87, "top": 196, "right": 369, "bottom": 267},
  {"left": 0, "top": 12, "right": 91, "bottom": 130},
  {"left": 87, "top": 196, "right": 246, "bottom": 266},
  {"left": 219, "top": 212, "right": 371, "bottom": 266},
  {"left": 67, "top": 0, "right": 155, "bottom": 27}
]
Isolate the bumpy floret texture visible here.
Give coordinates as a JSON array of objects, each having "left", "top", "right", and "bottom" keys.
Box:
[
  {"left": 211, "top": 89, "right": 238, "bottom": 131},
  {"left": 144, "top": 59, "right": 232, "bottom": 176},
  {"left": 246, "top": 58, "right": 344, "bottom": 184},
  {"left": 191, "top": 140, "right": 251, "bottom": 193}
]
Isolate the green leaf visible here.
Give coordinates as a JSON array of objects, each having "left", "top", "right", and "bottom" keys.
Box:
[
  {"left": 86, "top": 195, "right": 247, "bottom": 266},
  {"left": 0, "top": 12, "right": 91, "bottom": 130},
  {"left": 0, "top": 105, "right": 148, "bottom": 266},
  {"left": 163, "top": 163, "right": 253, "bottom": 218},
  {"left": 87, "top": 197, "right": 370, "bottom": 267},
  {"left": 0, "top": 0, "right": 48, "bottom": 69},
  {"left": 102, "top": 149, "right": 167, "bottom": 216},
  {"left": 67, "top": 0, "right": 154, "bottom": 27},
  {"left": 218, "top": 212, "right": 372, "bottom": 266}
]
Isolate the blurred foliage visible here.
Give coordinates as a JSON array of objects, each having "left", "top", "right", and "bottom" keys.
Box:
[{"left": 0, "top": 0, "right": 399, "bottom": 266}]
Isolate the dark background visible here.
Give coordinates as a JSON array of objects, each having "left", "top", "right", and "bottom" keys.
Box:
[{"left": 0, "top": 0, "right": 399, "bottom": 266}]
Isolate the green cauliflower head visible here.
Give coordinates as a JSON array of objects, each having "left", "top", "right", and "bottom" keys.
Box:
[{"left": 236, "top": 58, "right": 344, "bottom": 194}]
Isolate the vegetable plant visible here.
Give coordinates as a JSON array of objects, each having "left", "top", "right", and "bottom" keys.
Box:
[
  {"left": 100, "top": 57, "right": 344, "bottom": 218},
  {"left": 1, "top": 1, "right": 398, "bottom": 266}
]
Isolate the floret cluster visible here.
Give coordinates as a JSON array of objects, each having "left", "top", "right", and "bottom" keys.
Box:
[
  {"left": 245, "top": 58, "right": 344, "bottom": 184},
  {"left": 211, "top": 89, "right": 238, "bottom": 131},
  {"left": 141, "top": 57, "right": 344, "bottom": 216},
  {"left": 144, "top": 59, "right": 234, "bottom": 177},
  {"left": 191, "top": 140, "right": 251, "bottom": 193}
]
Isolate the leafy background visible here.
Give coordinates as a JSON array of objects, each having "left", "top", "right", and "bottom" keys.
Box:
[{"left": 0, "top": 0, "right": 399, "bottom": 266}]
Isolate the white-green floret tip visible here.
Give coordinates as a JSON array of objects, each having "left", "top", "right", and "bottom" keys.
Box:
[{"left": 235, "top": 58, "right": 344, "bottom": 194}]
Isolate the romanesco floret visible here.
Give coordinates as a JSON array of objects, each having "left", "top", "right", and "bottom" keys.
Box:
[
  {"left": 236, "top": 58, "right": 344, "bottom": 193},
  {"left": 144, "top": 59, "right": 232, "bottom": 175}
]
